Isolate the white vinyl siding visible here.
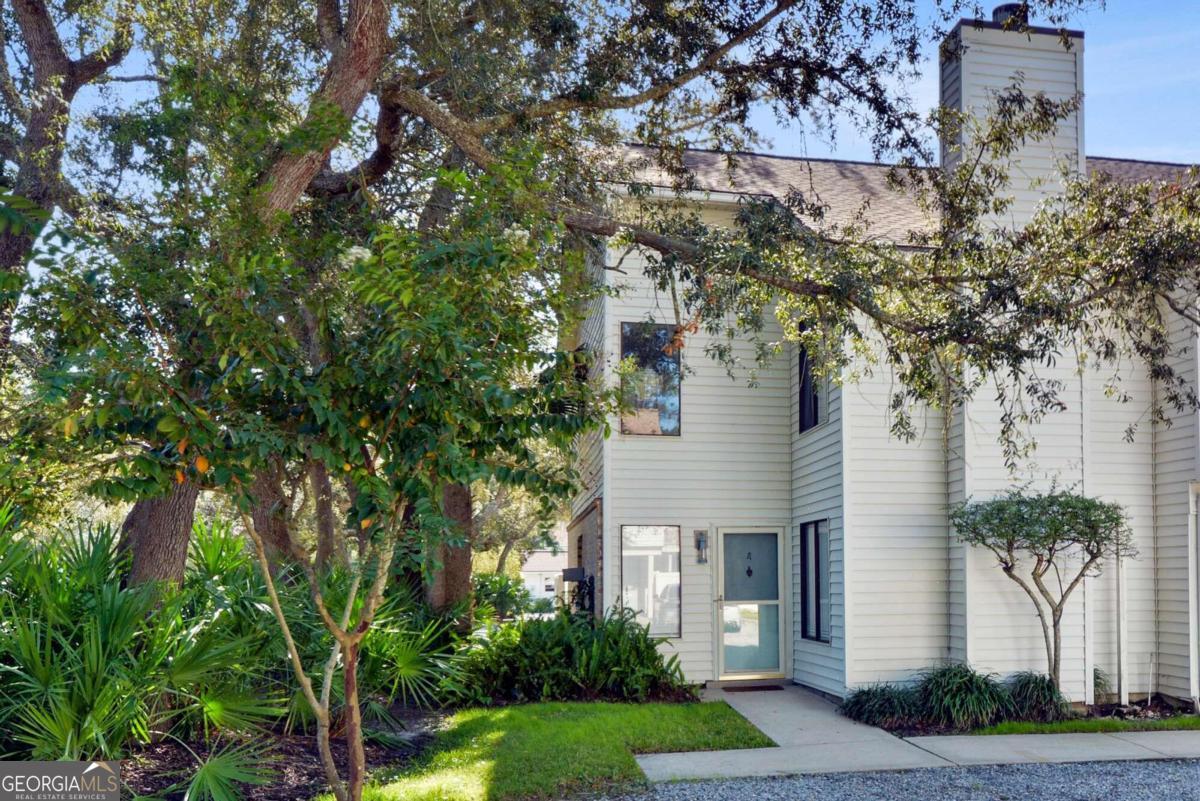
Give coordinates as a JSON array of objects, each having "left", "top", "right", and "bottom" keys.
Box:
[
  {"left": 565, "top": 21, "right": 1200, "bottom": 699},
  {"left": 792, "top": 351, "right": 846, "bottom": 696},
  {"left": 569, "top": 249, "right": 607, "bottom": 519},
  {"left": 1152, "top": 308, "right": 1199, "bottom": 699},
  {"left": 1086, "top": 358, "right": 1157, "bottom": 701},
  {"left": 603, "top": 242, "right": 792, "bottom": 682},
  {"left": 937, "top": 23, "right": 1092, "bottom": 702},
  {"left": 841, "top": 371, "right": 950, "bottom": 689},
  {"left": 946, "top": 25, "right": 1086, "bottom": 228}
]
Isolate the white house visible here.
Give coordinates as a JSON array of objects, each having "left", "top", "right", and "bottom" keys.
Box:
[
  {"left": 566, "top": 8, "right": 1199, "bottom": 706},
  {"left": 519, "top": 526, "right": 567, "bottom": 603}
]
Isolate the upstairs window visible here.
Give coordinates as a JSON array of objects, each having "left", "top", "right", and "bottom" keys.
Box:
[
  {"left": 620, "top": 322, "right": 681, "bottom": 436},
  {"left": 798, "top": 346, "right": 821, "bottom": 433}
]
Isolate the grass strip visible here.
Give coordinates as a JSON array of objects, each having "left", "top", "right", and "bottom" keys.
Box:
[
  {"left": 975, "top": 716, "right": 1200, "bottom": 735},
  {"left": 360, "top": 701, "right": 774, "bottom": 801}
]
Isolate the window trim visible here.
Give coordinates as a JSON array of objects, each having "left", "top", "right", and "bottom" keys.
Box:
[
  {"left": 619, "top": 523, "right": 683, "bottom": 639},
  {"left": 799, "top": 520, "right": 832, "bottom": 644},
  {"left": 619, "top": 321, "right": 682, "bottom": 437}
]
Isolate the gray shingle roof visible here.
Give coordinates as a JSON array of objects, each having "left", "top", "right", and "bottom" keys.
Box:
[{"left": 626, "top": 146, "right": 1195, "bottom": 243}]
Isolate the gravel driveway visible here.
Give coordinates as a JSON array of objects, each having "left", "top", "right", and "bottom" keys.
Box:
[{"left": 602, "top": 760, "right": 1200, "bottom": 801}]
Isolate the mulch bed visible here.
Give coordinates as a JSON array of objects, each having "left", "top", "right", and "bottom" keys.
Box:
[
  {"left": 1090, "top": 695, "right": 1194, "bottom": 719},
  {"left": 123, "top": 710, "right": 442, "bottom": 801}
]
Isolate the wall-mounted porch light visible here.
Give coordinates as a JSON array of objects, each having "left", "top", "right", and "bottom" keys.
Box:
[{"left": 694, "top": 529, "right": 709, "bottom": 564}]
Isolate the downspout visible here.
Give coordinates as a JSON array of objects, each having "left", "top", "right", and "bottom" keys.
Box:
[
  {"left": 1190, "top": 486, "right": 1200, "bottom": 711},
  {"left": 1150, "top": 375, "right": 1161, "bottom": 707},
  {"left": 1081, "top": 361, "right": 1094, "bottom": 704},
  {"left": 1191, "top": 326, "right": 1200, "bottom": 710},
  {"left": 1116, "top": 545, "right": 1128, "bottom": 704}
]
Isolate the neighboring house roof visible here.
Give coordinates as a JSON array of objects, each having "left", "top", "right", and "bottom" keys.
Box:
[
  {"left": 520, "top": 525, "right": 568, "bottom": 574},
  {"left": 521, "top": 549, "right": 566, "bottom": 574},
  {"left": 625, "top": 146, "right": 1195, "bottom": 244}
]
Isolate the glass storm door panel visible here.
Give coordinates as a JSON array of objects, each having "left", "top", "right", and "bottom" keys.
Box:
[{"left": 720, "top": 531, "right": 782, "bottom": 675}]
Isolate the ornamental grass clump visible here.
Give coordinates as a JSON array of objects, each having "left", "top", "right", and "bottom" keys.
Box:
[
  {"left": 839, "top": 684, "right": 921, "bottom": 729},
  {"left": 1008, "top": 671, "right": 1069, "bottom": 722},
  {"left": 917, "top": 664, "right": 1012, "bottom": 730}
]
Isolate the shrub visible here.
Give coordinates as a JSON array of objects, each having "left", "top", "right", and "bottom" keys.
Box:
[
  {"left": 1008, "top": 671, "right": 1069, "bottom": 722},
  {"left": 472, "top": 573, "right": 532, "bottom": 619},
  {"left": 528, "top": 596, "right": 555, "bottom": 614},
  {"left": 0, "top": 506, "right": 461, "bottom": 797},
  {"left": 0, "top": 515, "right": 281, "bottom": 764},
  {"left": 449, "top": 607, "right": 694, "bottom": 705},
  {"left": 916, "top": 664, "right": 1011, "bottom": 729},
  {"left": 840, "top": 684, "right": 921, "bottom": 729}
]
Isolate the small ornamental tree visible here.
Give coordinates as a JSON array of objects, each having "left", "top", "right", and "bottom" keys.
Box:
[
  {"left": 26, "top": 157, "right": 609, "bottom": 801},
  {"left": 951, "top": 489, "right": 1132, "bottom": 691}
]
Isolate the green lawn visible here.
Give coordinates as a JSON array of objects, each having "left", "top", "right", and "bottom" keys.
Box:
[
  {"left": 360, "top": 701, "right": 774, "bottom": 801},
  {"left": 975, "top": 716, "right": 1200, "bottom": 735}
]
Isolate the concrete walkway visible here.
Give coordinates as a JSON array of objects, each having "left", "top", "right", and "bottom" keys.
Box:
[{"left": 635, "top": 685, "right": 1200, "bottom": 782}]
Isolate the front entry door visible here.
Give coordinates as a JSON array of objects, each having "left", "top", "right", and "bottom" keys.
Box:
[{"left": 717, "top": 530, "right": 783, "bottom": 677}]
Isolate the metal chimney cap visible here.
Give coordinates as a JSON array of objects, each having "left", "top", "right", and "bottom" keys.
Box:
[{"left": 992, "top": 3, "right": 1030, "bottom": 25}]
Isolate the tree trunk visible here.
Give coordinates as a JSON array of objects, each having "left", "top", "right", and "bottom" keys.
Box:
[
  {"left": 427, "top": 483, "right": 473, "bottom": 618},
  {"left": 1051, "top": 612, "right": 1063, "bottom": 691},
  {"left": 443, "top": 482, "right": 474, "bottom": 608},
  {"left": 494, "top": 539, "right": 515, "bottom": 574},
  {"left": 312, "top": 461, "right": 344, "bottom": 570},
  {"left": 342, "top": 640, "right": 365, "bottom": 801},
  {"left": 121, "top": 480, "right": 201, "bottom": 585},
  {"left": 249, "top": 460, "right": 295, "bottom": 570}
]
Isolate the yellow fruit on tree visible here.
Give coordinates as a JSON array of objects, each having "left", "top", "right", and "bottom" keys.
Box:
[{"left": 194, "top": 455, "right": 210, "bottom": 474}]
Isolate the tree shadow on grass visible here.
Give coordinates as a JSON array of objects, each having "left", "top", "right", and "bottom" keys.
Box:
[{"left": 365, "top": 701, "right": 770, "bottom": 801}]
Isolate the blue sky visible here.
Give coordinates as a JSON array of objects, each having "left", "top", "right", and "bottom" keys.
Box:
[{"left": 748, "top": 1, "right": 1200, "bottom": 165}]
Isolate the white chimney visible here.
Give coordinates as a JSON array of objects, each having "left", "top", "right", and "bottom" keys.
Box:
[{"left": 939, "top": 6, "right": 1085, "bottom": 228}]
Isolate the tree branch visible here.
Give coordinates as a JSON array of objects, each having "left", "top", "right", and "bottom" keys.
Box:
[
  {"left": 239, "top": 510, "right": 348, "bottom": 801},
  {"left": 67, "top": 4, "right": 133, "bottom": 92},
  {"left": 0, "top": 9, "right": 28, "bottom": 122},
  {"left": 11, "top": 0, "right": 68, "bottom": 83},
  {"left": 306, "top": 95, "right": 405, "bottom": 197},
  {"left": 259, "top": 0, "right": 392, "bottom": 220},
  {"left": 1002, "top": 564, "right": 1056, "bottom": 678},
  {"left": 316, "top": 0, "right": 343, "bottom": 53},
  {"left": 475, "top": 0, "right": 798, "bottom": 134}
]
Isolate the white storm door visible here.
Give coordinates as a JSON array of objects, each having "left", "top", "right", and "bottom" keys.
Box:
[{"left": 717, "top": 530, "right": 783, "bottom": 677}]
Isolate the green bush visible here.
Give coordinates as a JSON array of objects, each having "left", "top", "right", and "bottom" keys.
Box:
[
  {"left": 839, "top": 684, "right": 920, "bottom": 729},
  {"left": 1008, "top": 671, "right": 1069, "bottom": 722},
  {"left": 0, "top": 506, "right": 461, "bottom": 796},
  {"left": 472, "top": 573, "right": 532, "bottom": 619},
  {"left": 449, "top": 607, "right": 694, "bottom": 705},
  {"left": 528, "top": 596, "right": 555, "bottom": 614},
  {"left": 0, "top": 515, "right": 281, "bottom": 763},
  {"left": 917, "top": 664, "right": 1011, "bottom": 729},
  {"left": 842, "top": 664, "right": 1045, "bottom": 731}
]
